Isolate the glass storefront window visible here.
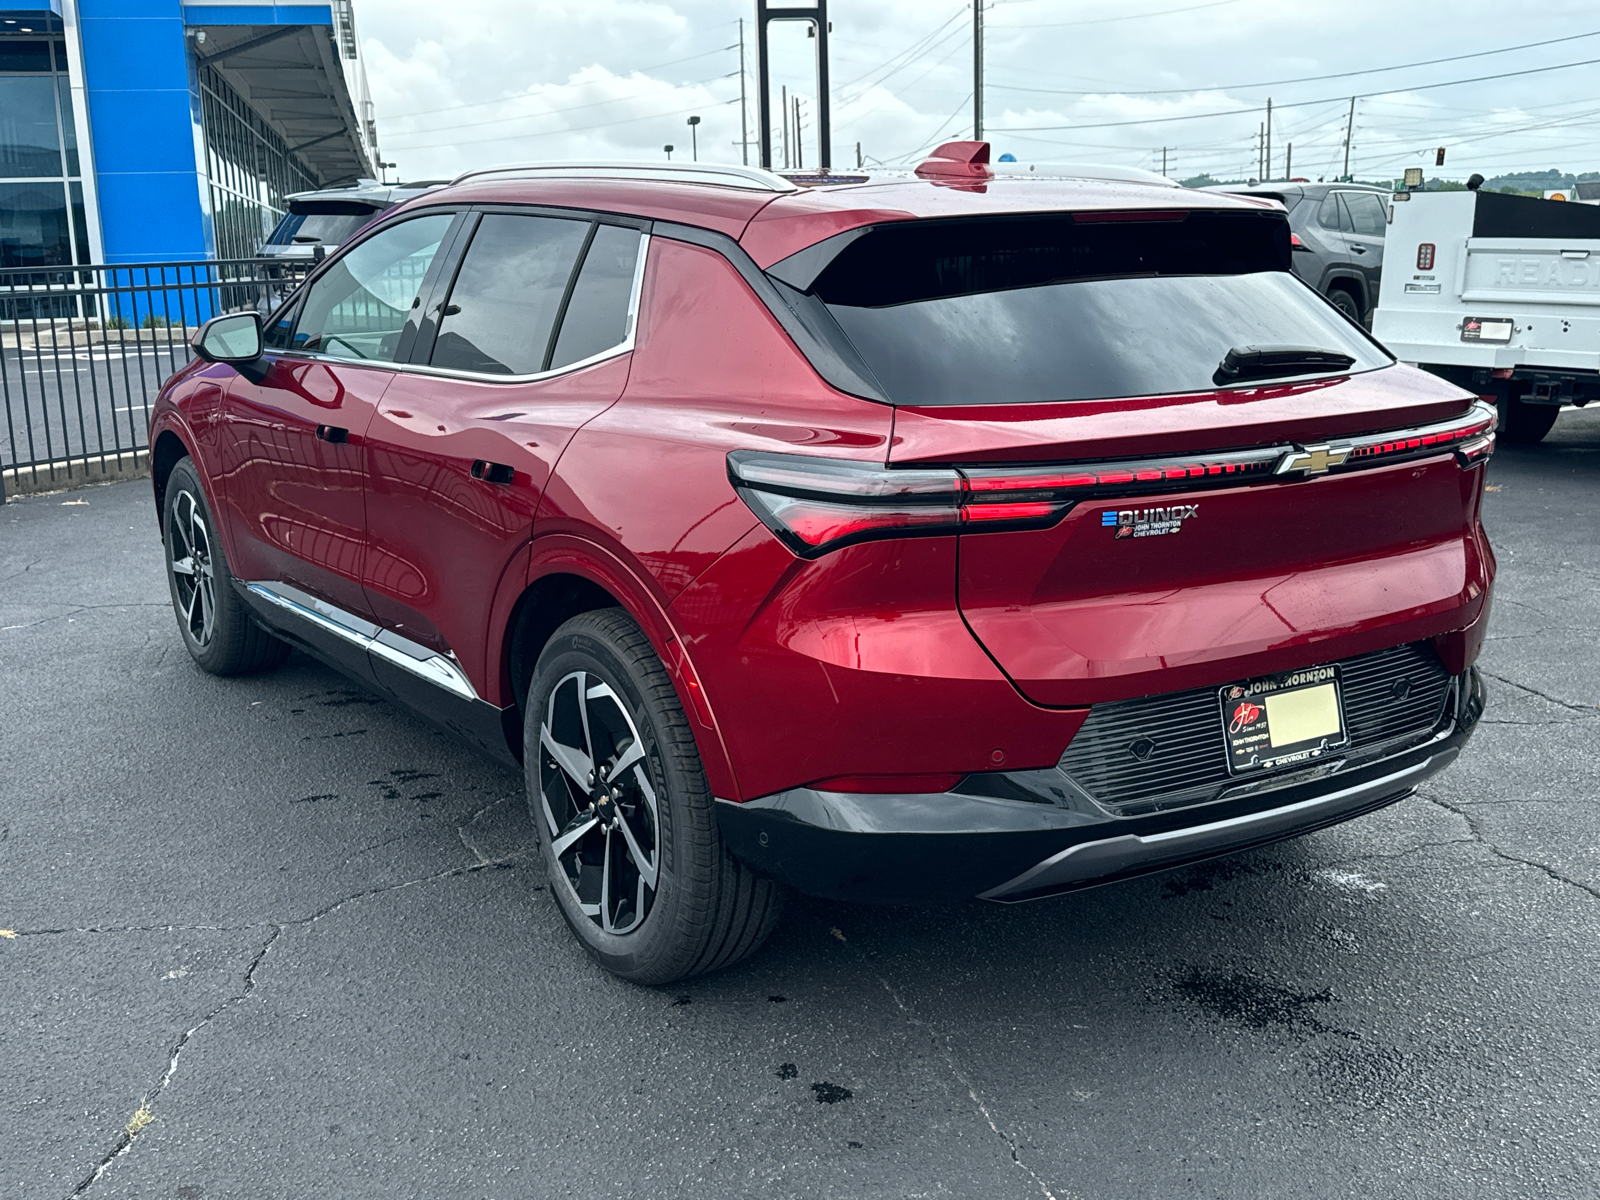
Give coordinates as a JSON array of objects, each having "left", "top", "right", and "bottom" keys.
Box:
[
  {"left": 56, "top": 75, "right": 76, "bottom": 175},
  {"left": 0, "top": 181, "right": 71, "bottom": 268},
  {"left": 0, "top": 76, "right": 64, "bottom": 177},
  {"left": 0, "top": 38, "right": 51, "bottom": 72},
  {"left": 1, "top": 30, "right": 85, "bottom": 268}
]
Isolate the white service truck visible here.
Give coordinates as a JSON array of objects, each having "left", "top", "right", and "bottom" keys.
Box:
[{"left": 1373, "top": 187, "right": 1600, "bottom": 443}]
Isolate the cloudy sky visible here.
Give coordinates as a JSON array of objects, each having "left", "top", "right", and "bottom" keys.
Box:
[{"left": 356, "top": 0, "right": 1600, "bottom": 184}]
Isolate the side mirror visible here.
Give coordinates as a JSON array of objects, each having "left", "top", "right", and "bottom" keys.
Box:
[{"left": 192, "top": 311, "right": 263, "bottom": 364}]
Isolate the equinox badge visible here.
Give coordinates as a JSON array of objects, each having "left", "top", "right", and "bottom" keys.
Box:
[{"left": 1103, "top": 505, "right": 1199, "bottom": 539}]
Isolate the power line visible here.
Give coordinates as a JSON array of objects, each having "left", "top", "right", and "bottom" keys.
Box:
[
  {"left": 990, "top": 0, "right": 1245, "bottom": 30},
  {"left": 987, "top": 28, "right": 1600, "bottom": 97},
  {"left": 836, "top": 9, "right": 970, "bottom": 105},
  {"left": 989, "top": 54, "right": 1600, "bottom": 133}
]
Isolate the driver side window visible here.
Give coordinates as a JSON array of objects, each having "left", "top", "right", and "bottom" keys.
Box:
[{"left": 291, "top": 213, "right": 455, "bottom": 363}]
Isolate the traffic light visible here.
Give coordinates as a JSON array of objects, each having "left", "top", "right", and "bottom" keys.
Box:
[{"left": 1436, "top": 147, "right": 1446, "bottom": 167}]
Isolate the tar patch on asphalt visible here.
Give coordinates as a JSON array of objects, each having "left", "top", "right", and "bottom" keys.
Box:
[
  {"left": 1172, "top": 967, "right": 1339, "bottom": 1034},
  {"left": 776, "top": 1062, "right": 798, "bottom": 1080},
  {"left": 811, "top": 1081, "right": 852, "bottom": 1104}
]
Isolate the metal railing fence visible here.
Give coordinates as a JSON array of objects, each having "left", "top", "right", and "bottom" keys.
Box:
[{"left": 0, "top": 257, "right": 314, "bottom": 496}]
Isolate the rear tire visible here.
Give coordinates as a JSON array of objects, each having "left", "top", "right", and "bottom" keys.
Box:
[
  {"left": 525, "top": 608, "right": 783, "bottom": 985},
  {"left": 162, "top": 457, "right": 290, "bottom": 676},
  {"left": 1496, "top": 385, "right": 1560, "bottom": 444},
  {"left": 1328, "top": 286, "right": 1363, "bottom": 325}
]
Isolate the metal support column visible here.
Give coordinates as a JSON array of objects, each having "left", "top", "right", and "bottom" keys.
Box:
[{"left": 755, "top": 0, "right": 831, "bottom": 169}]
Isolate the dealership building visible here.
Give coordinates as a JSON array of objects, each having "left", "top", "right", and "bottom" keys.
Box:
[{"left": 0, "top": 1, "right": 380, "bottom": 269}]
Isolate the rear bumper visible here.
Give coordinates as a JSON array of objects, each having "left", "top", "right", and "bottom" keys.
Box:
[{"left": 717, "top": 667, "right": 1484, "bottom": 904}]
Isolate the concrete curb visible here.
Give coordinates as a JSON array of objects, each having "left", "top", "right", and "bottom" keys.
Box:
[{"left": 2, "top": 450, "right": 149, "bottom": 501}]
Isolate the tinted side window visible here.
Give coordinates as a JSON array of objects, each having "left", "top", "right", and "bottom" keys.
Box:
[
  {"left": 549, "top": 225, "right": 643, "bottom": 370},
  {"left": 293, "top": 213, "right": 454, "bottom": 362},
  {"left": 1317, "top": 193, "right": 1350, "bottom": 232},
  {"left": 1343, "top": 192, "right": 1387, "bottom": 236},
  {"left": 429, "top": 213, "right": 588, "bottom": 376},
  {"left": 264, "top": 297, "right": 301, "bottom": 350}
]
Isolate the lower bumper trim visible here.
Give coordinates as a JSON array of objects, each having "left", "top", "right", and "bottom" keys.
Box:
[{"left": 978, "top": 748, "right": 1456, "bottom": 902}]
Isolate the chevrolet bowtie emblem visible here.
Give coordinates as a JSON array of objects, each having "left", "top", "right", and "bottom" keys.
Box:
[{"left": 1275, "top": 444, "right": 1350, "bottom": 476}]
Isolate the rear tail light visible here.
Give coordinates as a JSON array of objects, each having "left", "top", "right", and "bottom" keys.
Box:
[
  {"left": 1290, "top": 232, "right": 1308, "bottom": 250},
  {"left": 1344, "top": 400, "right": 1497, "bottom": 468},
  {"left": 728, "top": 400, "right": 1499, "bottom": 558},
  {"left": 1417, "top": 242, "right": 1436, "bottom": 270}
]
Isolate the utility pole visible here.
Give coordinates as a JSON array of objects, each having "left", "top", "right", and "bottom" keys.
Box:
[
  {"left": 1257, "top": 123, "right": 1263, "bottom": 180},
  {"left": 1342, "top": 96, "right": 1355, "bottom": 180},
  {"left": 794, "top": 95, "right": 803, "bottom": 169},
  {"left": 856, "top": 140, "right": 862, "bottom": 169},
  {"left": 1285, "top": 142, "right": 1291, "bottom": 180},
  {"left": 973, "top": 0, "right": 983, "bottom": 140},
  {"left": 738, "top": 18, "right": 748, "bottom": 166},
  {"left": 781, "top": 83, "right": 789, "bottom": 168},
  {"left": 1265, "top": 97, "right": 1272, "bottom": 181},
  {"left": 1161, "top": 147, "right": 1167, "bottom": 177}
]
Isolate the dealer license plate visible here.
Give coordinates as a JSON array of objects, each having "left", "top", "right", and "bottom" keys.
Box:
[{"left": 1219, "top": 666, "right": 1348, "bottom": 774}]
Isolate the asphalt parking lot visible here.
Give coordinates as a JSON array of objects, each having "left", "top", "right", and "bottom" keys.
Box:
[{"left": 3, "top": 409, "right": 1597, "bottom": 1200}]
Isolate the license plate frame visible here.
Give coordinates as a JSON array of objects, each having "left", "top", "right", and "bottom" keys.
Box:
[{"left": 1219, "top": 666, "right": 1349, "bottom": 775}]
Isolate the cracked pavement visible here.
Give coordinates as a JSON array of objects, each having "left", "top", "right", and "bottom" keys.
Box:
[{"left": 3, "top": 407, "right": 1598, "bottom": 1199}]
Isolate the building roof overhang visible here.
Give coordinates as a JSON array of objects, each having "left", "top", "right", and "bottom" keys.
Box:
[{"left": 184, "top": 8, "right": 373, "bottom": 186}]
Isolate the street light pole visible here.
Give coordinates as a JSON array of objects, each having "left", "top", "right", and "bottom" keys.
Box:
[
  {"left": 687, "top": 115, "right": 700, "bottom": 162},
  {"left": 663, "top": 144, "right": 674, "bottom": 161}
]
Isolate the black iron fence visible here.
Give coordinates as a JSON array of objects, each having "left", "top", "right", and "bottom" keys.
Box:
[{"left": 0, "top": 257, "right": 314, "bottom": 498}]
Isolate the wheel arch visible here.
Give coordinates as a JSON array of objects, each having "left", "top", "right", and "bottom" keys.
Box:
[
  {"left": 1321, "top": 269, "right": 1368, "bottom": 312},
  {"left": 496, "top": 536, "right": 741, "bottom": 799},
  {"left": 149, "top": 427, "right": 191, "bottom": 529}
]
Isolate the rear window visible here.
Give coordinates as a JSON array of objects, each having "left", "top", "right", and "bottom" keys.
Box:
[
  {"left": 264, "top": 201, "right": 383, "bottom": 248},
  {"left": 803, "top": 212, "right": 1389, "bottom": 405}
]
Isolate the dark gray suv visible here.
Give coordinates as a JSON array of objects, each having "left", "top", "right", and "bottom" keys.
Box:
[{"left": 1212, "top": 182, "right": 1389, "bottom": 323}]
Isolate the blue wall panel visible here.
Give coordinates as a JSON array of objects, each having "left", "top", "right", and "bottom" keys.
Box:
[
  {"left": 78, "top": 0, "right": 208, "bottom": 262},
  {"left": 181, "top": 5, "right": 332, "bottom": 25}
]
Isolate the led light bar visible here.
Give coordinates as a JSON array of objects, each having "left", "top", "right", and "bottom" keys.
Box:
[{"left": 726, "top": 401, "right": 1498, "bottom": 558}]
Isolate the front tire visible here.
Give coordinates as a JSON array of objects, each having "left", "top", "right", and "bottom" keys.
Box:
[
  {"left": 162, "top": 457, "right": 289, "bottom": 676},
  {"left": 525, "top": 608, "right": 782, "bottom": 984}
]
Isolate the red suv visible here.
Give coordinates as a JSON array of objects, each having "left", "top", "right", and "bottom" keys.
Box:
[{"left": 151, "top": 143, "right": 1493, "bottom": 984}]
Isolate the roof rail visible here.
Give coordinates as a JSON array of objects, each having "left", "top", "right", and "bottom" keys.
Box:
[{"left": 449, "top": 162, "right": 798, "bottom": 192}]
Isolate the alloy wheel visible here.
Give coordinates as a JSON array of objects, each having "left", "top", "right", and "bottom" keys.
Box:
[
  {"left": 539, "top": 670, "right": 661, "bottom": 935},
  {"left": 168, "top": 489, "right": 216, "bottom": 648}
]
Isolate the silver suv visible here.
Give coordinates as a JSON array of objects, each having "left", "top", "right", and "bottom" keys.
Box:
[
  {"left": 1212, "top": 182, "right": 1389, "bottom": 324},
  {"left": 257, "top": 179, "right": 447, "bottom": 261}
]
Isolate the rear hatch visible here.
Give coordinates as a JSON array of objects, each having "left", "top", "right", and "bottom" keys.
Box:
[
  {"left": 804, "top": 207, "right": 1492, "bottom": 705},
  {"left": 259, "top": 199, "right": 387, "bottom": 257}
]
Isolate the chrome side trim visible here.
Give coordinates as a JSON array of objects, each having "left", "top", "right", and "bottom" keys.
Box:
[
  {"left": 978, "top": 750, "right": 1457, "bottom": 901},
  {"left": 245, "top": 582, "right": 478, "bottom": 702}
]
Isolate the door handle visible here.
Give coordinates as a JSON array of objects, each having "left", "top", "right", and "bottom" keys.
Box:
[
  {"left": 316, "top": 424, "right": 349, "bottom": 443},
  {"left": 471, "top": 460, "right": 515, "bottom": 485},
  {"left": 1350, "top": 245, "right": 1366, "bottom": 254}
]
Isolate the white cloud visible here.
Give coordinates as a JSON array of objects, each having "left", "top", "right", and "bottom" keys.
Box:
[{"left": 353, "top": 0, "right": 1600, "bottom": 183}]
